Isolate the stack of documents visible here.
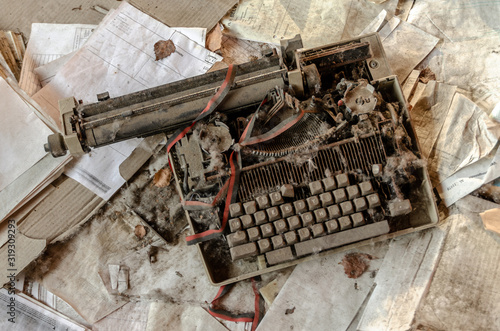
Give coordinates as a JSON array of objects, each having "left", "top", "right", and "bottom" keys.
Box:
[
  {"left": 0, "top": 30, "right": 25, "bottom": 81},
  {"left": 0, "top": 77, "right": 71, "bottom": 222},
  {"left": 25, "top": 2, "right": 222, "bottom": 201}
]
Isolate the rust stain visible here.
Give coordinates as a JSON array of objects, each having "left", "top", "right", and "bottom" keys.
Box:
[
  {"left": 339, "top": 252, "right": 375, "bottom": 279},
  {"left": 154, "top": 40, "right": 176, "bottom": 61}
]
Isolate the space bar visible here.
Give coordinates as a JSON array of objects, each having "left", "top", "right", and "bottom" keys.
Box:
[{"left": 294, "top": 221, "right": 390, "bottom": 257}]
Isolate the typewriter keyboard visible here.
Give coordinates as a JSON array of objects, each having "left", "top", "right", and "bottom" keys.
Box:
[{"left": 225, "top": 173, "right": 390, "bottom": 266}]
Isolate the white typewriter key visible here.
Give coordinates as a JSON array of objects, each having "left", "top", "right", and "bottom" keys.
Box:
[
  {"left": 338, "top": 216, "right": 352, "bottom": 230},
  {"left": 351, "top": 213, "right": 365, "bottom": 227},
  {"left": 226, "top": 230, "right": 247, "bottom": 247},
  {"left": 229, "top": 218, "right": 242, "bottom": 232},
  {"left": 327, "top": 204, "right": 341, "bottom": 219},
  {"left": 284, "top": 231, "right": 298, "bottom": 245},
  {"left": 319, "top": 192, "right": 334, "bottom": 207},
  {"left": 280, "top": 203, "right": 295, "bottom": 218},
  {"left": 243, "top": 201, "right": 257, "bottom": 214},
  {"left": 247, "top": 227, "right": 261, "bottom": 241},
  {"left": 287, "top": 215, "right": 302, "bottom": 230},
  {"left": 353, "top": 197, "right": 368, "bottom": 212},
  {"left": 254, "top": 210, "right": 268, "bottom": 225},
  {"left": 266, "top": 206, "right": 281, "bottom": 221},
  {"left": 258, "top": 239, "right": 272, "bottom": 254},
  {"left": 333, "top": 188, "right": 347, "bottom": 203},
  {"left": 346, "top": 185, "right": 360, "bottom": 200},
  {"left": 335, "top": 173, "right": 350, "bottom": 188},
  {"left": 367, "top": 193, "right": 381, "bottom": 208},
  {"left": 230, "top": 242, "right": 258, "bottom": 261},
  {"left": 314, "top": 208, "right": 329, "bottom": 222},
  {"left": 274, "top": 219, "right": 288, "bottom": 234},
  {"left": 260, "top": 223, "right": 275, "bottom": 238},
  {"left": 359, "top": 181, "right": 375, "bottom": 196},
  {"left": 309, "top": 180, "right": 324, "bottom": 195},
  {"left": 271, "top": 235, "right": 286, "bottom": 249},
  {"left": 311, "top": 223, "right": 326, "bottom": 237},
  {"left": 293, "top": 199, "right": 308, "bottom": 213},
  {"left": 269, "top": 191, "right": 284, "bottom": 206},
  {"left": 306, "top": 195, "right": 321, "bottom": 210},
  {"left": 298, "top": 228, "right": 311, "bottom": 241},
  {"left": 229, "top": 203, "right": 244, "bottom": 217},
  {"left": 240, "top": 214, "right": 254, "bottom": 228},
  {"left": 300, "top": 212, "right": 315, "bottom": 227},
  {"left": 325, "top": 220, "right": 340, "bottom": 233},
  {"left": 322, "top": 177, "right": 337, "bottom": 191},
  {"left": 340, "top": 201, "right": 354, "bottom": 215},
  {"left": 280, "top": 184, "right": 295, "bottom": 198},
  {"left": 256, "top": 195, "right": 271, "bottom": 209}
]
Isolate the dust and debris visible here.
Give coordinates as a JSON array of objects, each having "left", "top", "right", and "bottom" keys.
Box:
[
  {"left": 71, "top": 5, "right": 82, "bottom": 11},
  {"left": 285, "top": 307, "right": 296, "bottom": 315},
  {"left": 175, "top": 271, "right": 183, "bottom": 278},
  {"left": 154, "top": 40, "right": 176, "bottom": 61},
  {"left": 419, "top": 68, "right": 437, "bottom": 84},
  {"left": 153, "top": 168, "right": 172, "bottom": 188},
  {"left": 134, "top": 225, "right": 147, "bottom": 239},
  {"left": 339, "top": 252, "right": 375, "bottom": 279}
]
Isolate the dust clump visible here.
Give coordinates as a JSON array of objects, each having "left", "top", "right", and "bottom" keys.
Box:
[
  {"left": 339, "top": 252, "right": 375, "bottom": 279},
  {"left": 285, "top": 307, "right": 296, "bottom": 315},
  {"left": 419, "top": 68, "right": 436, "bottom": 84},
  {"left": 154, "top": 40, "right": 176, "bottom": 61}
]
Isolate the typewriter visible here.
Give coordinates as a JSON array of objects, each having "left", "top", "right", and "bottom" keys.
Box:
[{"left": 46, "top": 33, "right": 439, "bottom": 285}]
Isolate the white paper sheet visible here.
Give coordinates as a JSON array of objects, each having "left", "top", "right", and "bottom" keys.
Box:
[
  {"left": 257, "top": 243, "right": 389, "bottom": 331},
  {"left": 436, "top": 146, "right": 500, "bottom": 207},
  {"left": 19, "top": 23, "right": 97, "bottom": 97},
  {"left": 0, "top": 77, "right": 52, "bottom": 191},
  {"left": 33, "top": 27, "right": 207, "bottom": 88},
  {"left": 408, "top": 0, "right": 500, "bottom": 114},
  {"left": 31, "top": 2, "right": 222, "bottom": 200},
  {"left": 0, "top": 289, "right": 86, "bottom": 331},
  {"left": 411, "top": 81, "right": 457, "bottom": 159},
  {"left": 379, "top": 17, "right": 439, "bottom": 83},
  {"left": 428, "top": 93, "right": 500, "bottom": 183},
  {"left": 222, "top": 0, "right": 398, "bottom": 48}
]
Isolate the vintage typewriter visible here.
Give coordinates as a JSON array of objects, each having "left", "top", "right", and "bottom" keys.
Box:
[{"left": 46, "top": 33, "right": 439, "bottom": 285}]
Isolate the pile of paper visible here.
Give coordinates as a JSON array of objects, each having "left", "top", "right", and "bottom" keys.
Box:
[
  {"left": 0, "top": 30, "right": 25, "bottom": 81},
  {"left": 0, "top": 77, "right": 71, "bottom": 222},
  {"left": 20, "top": 2, "right": 222, "bottom": 201}
]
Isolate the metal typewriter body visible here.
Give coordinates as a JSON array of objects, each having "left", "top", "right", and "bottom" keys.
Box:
[{"left": 46, "top": 33, "right": 439, "bottom": 285}]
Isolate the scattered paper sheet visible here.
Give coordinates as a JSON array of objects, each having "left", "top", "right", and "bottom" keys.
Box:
[
  {"left": 146, "top": 303, "right": 227, "bottom": 331},
  {"left": 480, "top": 207, "right": 500, "bottom": 236},
  {"left": 19, "top": 23, "right": 97, "bottom": 97},
  {"left": 0, "top": 289, "right": 86, "bottom": 331},
  {"left": 132, "top": 0, "right": 238, "bottom": 31},
  {"left": 256, "top": 243, "right": 389, "bottom": 331},
  {"left": 222, "top": 0, "right": 398, "bottom": 48},
  {"left": 436, "top": 146, "right": 500, "bottom": 207},
  {"left": 358, "top": 10, "right": 388, "bottom": 36},
  {"left": 416, "top": 199, "right": 500, "bottom": 331},
  {"left": 30, "top": 27, "right": 206, "bottom": 88},
  {"left": 0, "top": 77, "right": 52, "bottom": 191},
  {"left": 428, "top": 93, "right": 500, "bottom": 184},
  {"left": 411, "top": 81, "right": 457, "bottom": 159},
  {"left": 379, "top": 17, "right": 439, "bottom": 83},
  {"left": 93, "top": 302, "right": 150, "bottom": 331},
  {"left": 357, "top": 228, "right": 445, "bottom": 331},
  {"left": 32, "top": 2, "right": 222, "bottom": 200},
  {"left": 408, "top": 0, "right": 500, "bottom": 113}
]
